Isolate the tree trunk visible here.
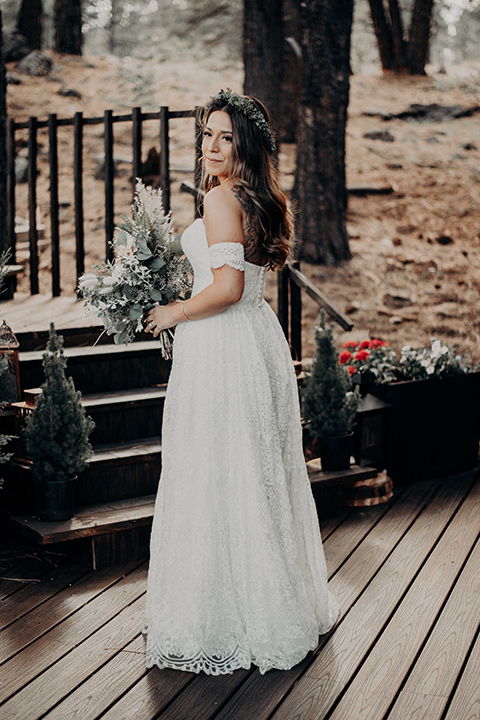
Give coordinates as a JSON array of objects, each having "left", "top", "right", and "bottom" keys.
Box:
[
  {"left": 367, "top": 0, "right": 394, "bottom": 70},
  {"left": 279, "top": 0, "right": 301, "bottom": 142},
  {"left": 17, "top": 0, "right": 44, "bottom": 50},
  {"left": 294, "top": 0, "right": 354, "bottom": 265},
  {"left": 407, "top": 0, "right": 434, "bottom": 74},
  {"left": 0, "top": 11, "right": 7, "bottom": 255},
  {"left": 243, "top": 0, "right": 283, "bottom": 136},
  {"left": 388, "top": 0, "right": 407, "bottom": 68},
  {"left": 54, "top": 0, "right": 82, "bottom": 55}
]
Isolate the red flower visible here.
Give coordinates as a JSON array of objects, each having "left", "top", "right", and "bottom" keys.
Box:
[
  {"left": 343, "top": 340, "right": 358, "bottom": 349},
  {"left": 339, "top": 350, "right": 352, "bottom": 364},
  {"left": 360, "top": 340, "right": 371, "bottom": 349},
  {"left": 371, "top": 338, "right": 386, "bottom": 348},
  {"left": 347, "top": 365, "right": 357, "bottom": 376},
  {"left": 354, "top": 349, "right": 370, "bottom": 362}
]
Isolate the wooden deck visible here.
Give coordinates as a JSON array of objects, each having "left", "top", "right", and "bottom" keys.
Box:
[
  {"left": 0, "top": 293, "right": 99, "bottom": 336},
  {"left": 1, "top": 469, "right": 479, "bottom": 720}
]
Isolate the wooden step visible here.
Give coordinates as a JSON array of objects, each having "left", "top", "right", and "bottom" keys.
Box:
[
  {"left": 7, "top": 437, "right": 162, "bottom": 508},
  {"left": 10, "top": 495, "right": 156, "bottom": 569},
  {"left": 19, "top": 340, "right": 171, "bottom": 394},
  {"left": 11, "top": 494, "right": 156, "bottom": 544},
  {"left": 14, "top": 385, "right": 168, "bottom": 446},
  {"left": 9, "top": 461, "right": 365, "bottom": 568},
  {"left": 307, "top": 461, "right": 379, "bottom": 518}
]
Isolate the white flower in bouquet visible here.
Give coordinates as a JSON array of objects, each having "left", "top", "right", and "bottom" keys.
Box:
[{"left": 79, "top": 180, "right": 191, "bottom": 359}]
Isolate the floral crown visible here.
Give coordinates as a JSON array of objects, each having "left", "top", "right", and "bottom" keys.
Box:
[{"left": 209, "top": 88, "right": 276, "bottom": 154}]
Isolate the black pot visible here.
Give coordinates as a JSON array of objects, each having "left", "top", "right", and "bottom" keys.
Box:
[
  {"left": 35, "top": 476, "right": 76, "bottom": 521},
  {"left": 319, "top": 432, "right": 353, "bottom": 471}
]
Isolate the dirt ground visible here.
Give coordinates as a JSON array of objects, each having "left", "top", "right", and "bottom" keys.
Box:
[{"left": 5, "top": 52, "right": 480, "bottom": 361}]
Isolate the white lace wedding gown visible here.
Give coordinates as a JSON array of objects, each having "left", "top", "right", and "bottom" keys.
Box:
[{"left": 143, "top": 218, "right": 339, "bottom": 675}]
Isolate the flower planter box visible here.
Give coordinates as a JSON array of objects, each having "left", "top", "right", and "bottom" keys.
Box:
[{"left": 373, "top": 372, "right": 480, "bottom": 483}]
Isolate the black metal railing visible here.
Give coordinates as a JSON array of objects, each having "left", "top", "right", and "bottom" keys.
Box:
[{"left": 6, "top": 106, "right": 201, "bottom": 297}]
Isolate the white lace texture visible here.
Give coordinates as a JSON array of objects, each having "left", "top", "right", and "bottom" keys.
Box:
[
  {"left": 209, "top": 241, "right": 245, "bottom": 271},
  {"left": 143, "top": 218, "right": 339, "bottom": 675}
]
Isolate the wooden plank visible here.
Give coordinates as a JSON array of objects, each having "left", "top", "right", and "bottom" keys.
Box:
[
  {"left": 0, "top": 595, "right": 145, "bottom": 720},
  {"left": 322, "top": 494, "right": 399, "bottom": 578},
  {"left": 0, "top": 562, "right": 88, "bottom": 630},
  {"left": 48, "top": 113, "right": 61, "bottom": 297},
  {"left": 215, "top": 477, "right": 440, "bottom": 720},
  {"left": 324, "top": 472, "right": 480, "bottom": 720},
  {"left": 308, "top": 463, "right": 378, "bottom": 490},
  {"left": 0, "top": 557, "right": 50, "bottom": 601},
  {"left": 213, "top": 479, "right": 438, "bottom": 720},
  {"left": 387, "top": 535, "right": 480, "bottom": 719},
  {"left": 158, "top": 669, "right": 254, "bottom": 720},
  {"left": 443, "top": 629, "right": 480, "bottom": 720},
  {"left": 39, "top": 634, "right": 148, "bottom": 720},
  {"left": 318, "top": 509, "right": 352, "bottom": 542},
  {"left": 267, "top": 473, "right": 473, "bottom": 720},
  {"left": 0, "top": 562, "right": 145, "bottom": 677},
  {"left": 100, "top": 668, "right": 194, "bottom": 720},
  {"left": 12, "top": 498, "right": 156, "bottom": 544}
]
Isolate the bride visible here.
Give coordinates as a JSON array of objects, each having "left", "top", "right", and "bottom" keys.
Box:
[{"left": 142, "top": 89, "right": 339, "bottom": 675}]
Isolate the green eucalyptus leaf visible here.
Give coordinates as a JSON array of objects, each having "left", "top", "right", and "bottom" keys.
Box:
[
  {"left": 129, "top": 304, "right": 143, "bottom": 320},
  {"left": 115, "top": 327, "right": 130, "bottom": 344},
  {"left": 150, "top": 288, "right": 163, "bottom": 301},
  {"left": 148, "top": 257, "right": 166, "bottom": 271}
]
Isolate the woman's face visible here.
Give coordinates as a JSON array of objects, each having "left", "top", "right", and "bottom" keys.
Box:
[{"left": 202, "top": 110, "right": 233, "bottom": 182}]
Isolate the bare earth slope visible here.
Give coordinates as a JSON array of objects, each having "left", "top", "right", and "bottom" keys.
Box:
[{"left": 6, "top": 53, "right": 480, "bottom": 360}]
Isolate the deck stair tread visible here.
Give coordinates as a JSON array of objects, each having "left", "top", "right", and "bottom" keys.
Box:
[
  {"left": 20, "top": 339, "right": 160, "bottom": 362},
  {"left": 11, "top": 494, "right": 157, "bottom": 544},
  {"left": 14, "top": 384, "right": 168, "bottom": 409},
  {"left": 9, "top": 462, "right": 362, "bottom": 549},
  {"left": 13, "top": 437, "right": 162, "bottom": 466},
  {"left": 307, "top": 462, "right": 378, "bottom": 489}
]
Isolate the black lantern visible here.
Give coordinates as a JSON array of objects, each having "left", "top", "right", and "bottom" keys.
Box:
[{"left": 353, "top": 393, "right": 391, "bottom": 469}]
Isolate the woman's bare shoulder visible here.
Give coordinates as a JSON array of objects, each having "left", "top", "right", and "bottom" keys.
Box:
[{"left": 203, "top": 185, "right": 244, "bottom": 246}]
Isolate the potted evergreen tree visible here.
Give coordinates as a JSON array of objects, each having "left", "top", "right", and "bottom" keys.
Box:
[
  {"left": 24, "top": 324, "right": 95, "bottom": 520},
  {"left": 302, "top": 310, "right": 360, "bottom": 471}
]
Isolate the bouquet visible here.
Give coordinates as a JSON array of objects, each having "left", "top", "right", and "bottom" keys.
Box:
[{"left": 79, "top": 180, "right": 191, "bottom": 359}]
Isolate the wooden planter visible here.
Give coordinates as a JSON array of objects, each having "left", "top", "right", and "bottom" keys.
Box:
[{"left": 373, "top": 372, "right": 480, "bottom": 484}]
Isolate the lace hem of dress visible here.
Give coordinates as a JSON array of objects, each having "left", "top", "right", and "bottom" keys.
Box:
[
  {"left": 143, "top": 639, "right": 318, "bottom": 676},
  {"left": 209, "top": 242, "right": 245, "bottom": 271},
  {"left": 142, "top": 602, "right": 339, "bottom": 675}
]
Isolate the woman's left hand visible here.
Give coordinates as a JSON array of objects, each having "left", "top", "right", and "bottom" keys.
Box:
[{"left": 145, "top": 303, "right": 178, "bottom": 337}]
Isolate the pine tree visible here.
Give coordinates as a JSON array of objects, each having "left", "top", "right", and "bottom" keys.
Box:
[
  {"left": 302, "top": 310, "right": 359, "bottom": 439},
  {"left": 25, "top": 324, "right": 94, "bottom": 483}
]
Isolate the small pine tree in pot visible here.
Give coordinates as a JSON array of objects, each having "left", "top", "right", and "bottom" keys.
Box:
[
  {"left": 24, "top": 324, "right": 95, "bottom": 520},
  {"left": 302, "top": 310, "right": 360, "bottom": 471}
]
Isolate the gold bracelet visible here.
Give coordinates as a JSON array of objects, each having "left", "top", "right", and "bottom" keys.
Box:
[{"left": 180, "top": 302, "right": 192, "bottom": 322}]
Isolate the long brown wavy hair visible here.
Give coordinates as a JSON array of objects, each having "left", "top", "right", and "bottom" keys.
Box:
[{"left": 201, "top": 94, "right": 293, "bottom": 270}]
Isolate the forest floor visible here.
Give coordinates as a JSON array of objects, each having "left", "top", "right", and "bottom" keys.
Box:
[{"left": 5, "top": 51, "right": 480, "bottom": 361}]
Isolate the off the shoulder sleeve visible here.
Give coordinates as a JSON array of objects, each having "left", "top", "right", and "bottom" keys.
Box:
[{"left": 209, "top": 242, "right": 245, "bottom": 272}]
